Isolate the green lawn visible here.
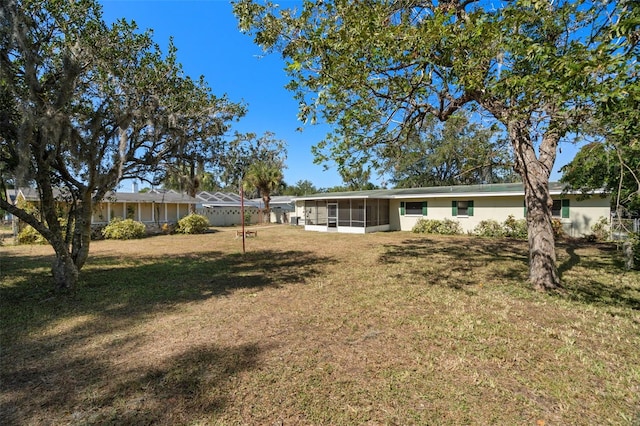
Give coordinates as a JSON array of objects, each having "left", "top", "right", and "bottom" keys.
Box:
[{"left": 1, "top": 226, "right": 639, "bottom": 424}]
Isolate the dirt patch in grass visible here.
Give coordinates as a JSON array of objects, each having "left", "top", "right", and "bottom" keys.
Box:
[{"left": 1, "top": 226, "right": 639, "bottom": 424}]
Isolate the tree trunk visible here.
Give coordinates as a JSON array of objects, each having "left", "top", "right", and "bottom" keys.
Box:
[
  {"left": 523, "top": 177, "right": 561, "bottom": 291},
  {"left": 70, "top": 194, "right": 93, "bottom": 271},
  {"left": 262, "top": 194, "right": 271, "bottom": 223},
  {"left": 51, "top": 248, "right": 79, "bottom": 291},
  {"left": 508, "top": 120, "right": 562, "bottom": 291}
]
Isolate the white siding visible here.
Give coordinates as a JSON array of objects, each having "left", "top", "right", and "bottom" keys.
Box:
[
  {"left": 565, "top": 196, "right": 611, "bottom": 237},
  {"left": 391, "top": 195, "right": 610, "bottom": 235}
]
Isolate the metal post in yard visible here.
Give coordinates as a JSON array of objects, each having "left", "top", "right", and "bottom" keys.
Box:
[{"left": 240, "top": 183, "right": 246, "bottom": 254}]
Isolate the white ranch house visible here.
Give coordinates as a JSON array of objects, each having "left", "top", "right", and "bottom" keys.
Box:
[
  {"left": 14, "top": 188, "right": 199, "bottom": 226},
  {"left": 292, "top": 182, "right": 610, "bottom": 237},
  {"left": 11, "top": 188, "right": 291, "bottom": 228}
]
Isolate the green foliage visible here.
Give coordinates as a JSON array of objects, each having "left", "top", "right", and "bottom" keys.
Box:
[
  {"left": 17, "top": 225, "right": 47, "bottom": 245},
  {"left": 0, "top": 0, "right": 244, "bottom": 289},
  {"left": 176, "top": 214, "right": 209, "bottom": 234},
  {"left": 472, "top": 216, "right": 530, "bottom": 240},
  {"left": 243, "top": 161, "right": 284, "bottom": 222},
  {"left": 589, "top": 217, "right": 610, "bottom": 242},
  {"left": 629, "top": 233, "right": 640, "bottom": 270},
  {"left": 384, "top": 112, "right": 516, "bottom": 188},
  {"left": 244, "top": 211, "right": 252, "bottom": 224},
  {"left": 552, "top": 219, "right": 565, "bottom": 239},
  {"left": 503, "top": 215, "right": 528, "bottom": 240},
  {"left": 213, "top": 131, "right": 287, "bottom": 190},
  {"left": 282, "top": 179, "right": 318, "bottom": 196},
  {"left": 412, "top": 219, "right": 462, "bottom": 235},
  {"left": 102, "top": 218, "right": 146, "bottom": 240},
  {"left": 17, "top": 217, "right": 69, "bottom": 245},
  {"left": 474, "top": 220, "right": 505, "bottom": 238},
  {"left": 561, "top": 142, "right": 640, "bottom": 217},
  {"left": 234, "top": 0, "right": 634, "bottom": 290},
  {"left": 243, "top": 162, "right": 284, "bottom": 198}
]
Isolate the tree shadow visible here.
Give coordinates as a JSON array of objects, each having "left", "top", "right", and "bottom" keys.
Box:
[
  {"left": 378, "top": 236, "right": 530, "bottom": 293},
  {"left": 2, "top": 249, "right": 332, "bottom": 325},
  {"left": 558, "top": 245, "right": 580, "bottom": 277},
  {"left": 556, "top": 241, "right": 640, "bottom": 311},
  {"left": 1, "top": 340, "right": 263, "bottom": 425},
  {"left": 380, "top": 236, "right": 640, "bottom": 311},
  {"left": 0, "top": 248, "right": 332, "bottom": 424}
]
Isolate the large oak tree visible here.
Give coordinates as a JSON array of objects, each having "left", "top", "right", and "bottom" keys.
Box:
[
  {"left": 0, "top": 0, "right": 244, "bottom": 290},
  {"left": 233, "top": 0, "right": 637, "bottom": 291},
  {"left": 381, "top": 110, "right": 515, "bottom": 188}
]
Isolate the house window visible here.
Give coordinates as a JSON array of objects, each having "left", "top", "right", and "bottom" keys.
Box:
[
  {"left": 401, "top": 201, "right": 427, "bottom": 216},
  {"left": 452, "top": 200, "right": 474, "bottom": 217},
  {"left": 552, "top": 199, "right": 570, "bottom": 218}
]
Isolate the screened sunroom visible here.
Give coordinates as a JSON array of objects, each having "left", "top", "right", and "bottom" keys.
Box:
[{"left": 299, "top": 197, "right": 391, "bottom": 233}]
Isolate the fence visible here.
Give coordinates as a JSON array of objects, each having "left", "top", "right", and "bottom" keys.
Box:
[{"left": 610, "top": 218, "right": 639, "bottom": 241}]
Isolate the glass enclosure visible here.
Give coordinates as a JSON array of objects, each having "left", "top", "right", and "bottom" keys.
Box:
[{"left": 305, "top": 199, "right": 389, "bottom": 228}]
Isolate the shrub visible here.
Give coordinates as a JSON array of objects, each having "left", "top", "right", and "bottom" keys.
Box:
[
  {"left": 589, "top": 216, "right": 609, "bottom": 241},
  {"left": 17, "top": 225, "right": 47, "bottom": 244},
  {"left": 412, "top": 218, "right": 462, "bottom": 235},
  {"left": 503, "top": 215, "right": 528, "bottom": 239},
  {"left": 161, "top": 222, "right": 175, "bottom": 234},
  {"left": 473, "top": 220, "right": 505, "bottom": 238},
  {"left": 412, "top": 219, "right": 441, "bottom": 234},
  {"left": 17, "top": 217, "right": 68, "bottom": 245},
  {"left": 176, "top": 213, "right": 209, "bottom": 234},
  {"left": 101, "top": 218, "right": 146, "bottom": 240},
  {"left": 552, "top": 218, "right": 565, "bottom": 239}
]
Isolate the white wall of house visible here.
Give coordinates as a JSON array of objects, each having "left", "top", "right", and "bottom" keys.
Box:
[
  {"left": 564, "top": 196, "right": 611, "bottom": 237},
  {"left": 392, "top": 196, "right": 526, "bottom": 232},
  {"left": 92, "top": 201, "right": 195, "bottom": 224},
  {"left": 391, "top": 195, "right": 610, "bottom": 236},
  {"left": 197, "top": 207, "right": 261, "bottom": 227},
  {"left": 294, "top": 202, "right": 307, "bottom": 225}
]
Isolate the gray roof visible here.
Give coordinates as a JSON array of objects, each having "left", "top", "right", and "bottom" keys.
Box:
[
  {"left": 250, "top": 195, "right": 294, "bottom": 208},
  {"left": 196, "top": 191, "right": 259, "bottom": 208},
  {"left": 17, "top": 188, "right": 199, "bottom": 204},
  {"left": 292, "top": 182, "right": 597, "bottom": 201},
  {"left": 105, "top": 189, "right": 198, "bottom": 204}
]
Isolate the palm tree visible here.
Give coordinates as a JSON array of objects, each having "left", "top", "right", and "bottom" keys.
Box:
[{"left": 243, "top": 162, "right": 283, "bottom": 223}]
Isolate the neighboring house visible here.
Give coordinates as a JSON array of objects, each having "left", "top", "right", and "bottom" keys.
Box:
[
  {"left": 14, "top": 187, "right": 199, "bottom": 226},
  {"left": 196, "top": 192, "right": 261, "bottom": 226},
  {"left": 3, "top": 189, "right": 17, "bottom": 223},
  {"left": 92, "top": 190, "right": 199, "bottom": 224},
  {"left": 250, "top": 195, "right": 295, "bottom": 224},
  {"left": 292, "top": 182, "right": 610, "bottom": 237}
]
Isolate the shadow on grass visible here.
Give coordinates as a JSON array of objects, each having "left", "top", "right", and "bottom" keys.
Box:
[
  {"left": 0, "top": 248, "right": 331, "bottom": 424},
  {"left": 1, "top": 340, "right": 262, "bottom": 425},
  {"left": 557, "top": 241, "right": 640, "bottom": 311},
  {"left": 381, "top": 236, "right": 640, "bottom": 310},
  {"left": 2, "top": 249, "right": 331, "bottom": 321},
  {"left": 379, "top": 236, "right": 530, "bottom": 292}
]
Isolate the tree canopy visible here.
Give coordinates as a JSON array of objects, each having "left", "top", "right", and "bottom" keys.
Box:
[
  {"left": 243, "top": 161, "right": 284, "bottom": 221},
  {"left": 0, "top": 0, "right": 244, "bottom": 289},
  {"left": 381, "top": 110, "right": 516, "bottom": 188},
  {"left": 217, "top": 131, "right": 287, "bottom": 190},
  {"left": 281, "top": 179, "right": 318, "bottom": 196},
  {"left": 561, "top": 141, "right": 640, "bottom": 217},
  {"left": 233, "top": 0, "right": 638, "bottom": 291}
]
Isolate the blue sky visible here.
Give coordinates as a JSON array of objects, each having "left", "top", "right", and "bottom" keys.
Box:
[
  {"left": 99, "top": 0, "right": 581, "bottom": 191},
  {"left": 100, "top": 0, "right": 342, "bottom": 190}
]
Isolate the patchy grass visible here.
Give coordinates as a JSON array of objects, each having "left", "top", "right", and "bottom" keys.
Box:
[{"left": 1, "top": 226, "right": 639, "bottom": 425}]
